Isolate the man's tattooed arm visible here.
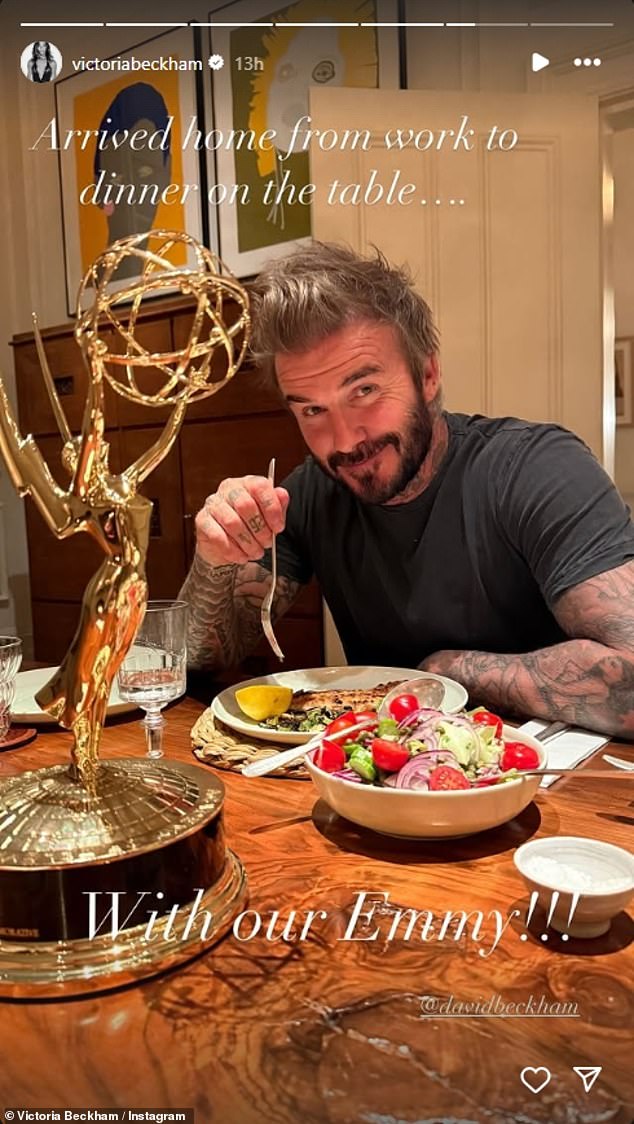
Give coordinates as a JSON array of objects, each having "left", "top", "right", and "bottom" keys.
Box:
[
  {"left": 179, "top": 553, "right": 301, "bottom": 670},
  {"left": 420, "top": 559, "right": 634, "bottom": 737}
]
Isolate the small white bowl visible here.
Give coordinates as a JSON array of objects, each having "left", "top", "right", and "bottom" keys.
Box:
[
  {"left": 514, "top": 836, "right": 634, "bottom": 939},
  {"left": 305, "top": 724, "right": 545, "bottom": 839}
]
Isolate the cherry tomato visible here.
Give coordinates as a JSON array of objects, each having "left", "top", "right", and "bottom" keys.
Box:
[
  {"left": 313, "top": 738, "right": 345, "bottom": 773},
  {"left": 500, "top": 742, "right": 541, "bottom": 772},
  {"left": 324, "top": 712, "right": 358, "bottom": 744},
  {"left": 353, "top": 709, "right": 379, "bottom": 727},
  {"left": 471, "top": 709, "right": 504, "bottom": 738},
  {"left": 429, "top": 765, "right": 470, "bottom": 791},
  {"left": 370, "top": 738, "right": 410, "bottom": 773},
  {"left": 388, "top": 693, "right": 420, "bottom": 723}
]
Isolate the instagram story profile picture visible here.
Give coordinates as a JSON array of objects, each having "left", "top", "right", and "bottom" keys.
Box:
[{"left": 21, "top": 41, "right": 63, "bottom": 83}]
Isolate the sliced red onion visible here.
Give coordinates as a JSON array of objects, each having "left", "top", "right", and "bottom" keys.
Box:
[
  {"left": 397, "top": 707, "right": 445, "bottom": 730},
  {"left": 437, "top": 714, "right": 480, "bottom": 730},
  {"left": 331, "top": 768, "right": 364, "bottom": 783},
  {"left": 393, "top": 757, "right": 434, "bottom": 789},
  {"left": 402, "top": 717, "right": 444, "bottom": 744},
  {"left": 477, "top": 764, "right": 502, "bottom": 778},
  {"left": 409, "top": 729, "right": 441, "bottom": 753},
  {"left": 401, "top": 748, "right": 459, "bottom": 767}
]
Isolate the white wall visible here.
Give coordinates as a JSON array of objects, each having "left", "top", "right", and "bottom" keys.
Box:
[{"left": 612, "top": 128, "right": 634, "bottom": 504}]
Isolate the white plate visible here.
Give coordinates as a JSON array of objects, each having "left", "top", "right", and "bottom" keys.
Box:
[
  {"left": 212, "top": 666, "right": 468, "bottom": 745},
  {"left": 12, "top": 667, "right": 138, "bottom": 724}
]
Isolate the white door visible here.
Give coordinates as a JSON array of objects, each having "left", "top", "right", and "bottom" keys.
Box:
[
  {"left": 308, "top": 88, "right": 601, "bottom": 664},
  {"left": 309, "top": 87, "right": 601, "bottom": 454}
]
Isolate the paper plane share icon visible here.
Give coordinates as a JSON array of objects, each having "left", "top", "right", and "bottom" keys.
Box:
[{"left": 573, "top": 1066, "right": 602, "bottom": 1093}]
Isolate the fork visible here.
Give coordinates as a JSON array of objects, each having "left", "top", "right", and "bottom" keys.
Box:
[
  {"left": 515, "top": 719, "right": 569, "bottom": 743},
  {"left": 602, "top": 753, "right": 634, "bottom": 771},
  {"left": 533, "top": 720, "right": 569, "bottom": 743},
  {"left": 260, "top": 456, "right": 284, "bottom": 662}
]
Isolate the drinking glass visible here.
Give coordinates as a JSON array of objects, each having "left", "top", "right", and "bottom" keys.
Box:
[
  {"left": 117, "top": 601, "right": 187, "bottom": 759},
  {"left": 0, "top": 636, "right": 22, "bottom": 740}
]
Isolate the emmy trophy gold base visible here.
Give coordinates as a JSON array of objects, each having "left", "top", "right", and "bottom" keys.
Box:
[
  {"left": 0, "top": 759, "right": 248, "bottom": 997},
  {"left": 0, "top": 231, "right": 252, "bottom": 996}
]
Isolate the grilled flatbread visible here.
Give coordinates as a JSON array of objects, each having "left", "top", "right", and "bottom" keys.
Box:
[
  {"left": 259, "top": 681, "right": 404, "bottom": 732},
  {"left": 290, "top": 682, "right": 403, "bottom": 712}
]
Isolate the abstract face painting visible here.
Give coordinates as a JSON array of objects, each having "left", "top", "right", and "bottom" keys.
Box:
[{"left": 209, "top": 0, "right": 398, "bottom": 274}]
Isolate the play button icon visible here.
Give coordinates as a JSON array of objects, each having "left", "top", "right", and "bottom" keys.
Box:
[{"left": 532, "top": 52, "right": 550, "bottom": 72}]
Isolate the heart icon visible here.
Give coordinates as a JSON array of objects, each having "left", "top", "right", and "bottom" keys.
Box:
[{"left": 520, "top": 1067, "right": 552, "bottom": 1094}]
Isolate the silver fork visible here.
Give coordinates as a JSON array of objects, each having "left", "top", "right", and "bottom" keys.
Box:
[
  {"left": 516, "top": 719, "right": 569, "bottom": 743},
  {"left": 602, "top": 753, "right": 634, "bottom": 771},
  {"left": 260, "top": 456, "right": 284, "bottom": 662},
  {"left": 534, "top": 720, "right": 569, "bottom": 743}
]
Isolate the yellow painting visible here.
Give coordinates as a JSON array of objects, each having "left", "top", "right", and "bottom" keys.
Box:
[
  {"left": 73, "top": 71, "right": 187, "bottom": 275},
  {"left": 56, "top": 30, "right": 202, "bottom": 313},
  {"left": 209, "top": 0, "right": 399, "bottom": 275}
]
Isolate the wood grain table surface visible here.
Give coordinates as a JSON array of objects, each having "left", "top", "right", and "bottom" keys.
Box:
[{"left": 0, "top": 694, "right": 632, "bottom": 1124}]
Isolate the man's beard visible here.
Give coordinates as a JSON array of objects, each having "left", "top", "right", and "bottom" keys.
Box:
[{"left": 315, "top": 397, "right": 434, "bottom": 504}]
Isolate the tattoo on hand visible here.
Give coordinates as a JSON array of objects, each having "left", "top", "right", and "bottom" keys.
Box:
[{"left": 248, "top": 514, "right": 265, "bottom": 534}]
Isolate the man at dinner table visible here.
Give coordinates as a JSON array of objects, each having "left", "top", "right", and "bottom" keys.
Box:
[{"left": 179, "top": 241, "right": 634, "bottom": 739}]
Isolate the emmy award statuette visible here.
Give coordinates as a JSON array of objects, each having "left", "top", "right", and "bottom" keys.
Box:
[{"left": 0, "top": 232, "right": 250, "bottom": 995}]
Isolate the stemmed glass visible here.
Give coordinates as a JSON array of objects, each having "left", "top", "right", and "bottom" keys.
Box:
[
  {"left": 117, "top": 600, "right": 187, "bottom": 759},
  {"left": 0, "top": 637, "right": 22, "bottom": 740}
]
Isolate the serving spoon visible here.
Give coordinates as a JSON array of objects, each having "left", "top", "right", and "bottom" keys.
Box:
[{"left": 378, "top": 676, "right": 445, "bottom": 717}]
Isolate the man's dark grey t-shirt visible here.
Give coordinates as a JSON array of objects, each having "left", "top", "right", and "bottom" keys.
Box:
[{"left": 268, "top": 413, "right": 634, "bottom": 668}]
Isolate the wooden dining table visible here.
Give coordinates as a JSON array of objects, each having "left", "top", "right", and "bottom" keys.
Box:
[{"left": 0, "top": 692, "right": 632, "bottom": 1124}]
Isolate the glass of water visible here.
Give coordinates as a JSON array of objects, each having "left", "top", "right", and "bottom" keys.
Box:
[
  {"left": 0, "top": 637, "right": 22, "bottom": 740},
  {"left": 117, "top": 600, "right": 187, "bottom": 760}
]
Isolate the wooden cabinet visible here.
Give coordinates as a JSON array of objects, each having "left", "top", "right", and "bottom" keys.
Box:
[{"left": 11, "top": 297, "right": 324, "bottom": 677}]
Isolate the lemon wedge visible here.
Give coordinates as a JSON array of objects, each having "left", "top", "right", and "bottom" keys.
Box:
[{"left": 235, "top": 685, "right": 294, "bottom": 722}]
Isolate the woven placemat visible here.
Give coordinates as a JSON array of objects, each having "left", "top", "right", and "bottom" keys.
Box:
[{"left": 191, "top": 706, "right": 309, "bottom": 779}]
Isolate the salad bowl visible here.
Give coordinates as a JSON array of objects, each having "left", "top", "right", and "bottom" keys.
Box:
[{"left": 305, "top": 723, "right": 547, "bottom": 839}]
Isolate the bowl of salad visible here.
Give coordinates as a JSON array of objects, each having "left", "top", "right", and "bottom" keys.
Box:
[{"left": 304, "top": 694, "right": 546, "bottom": 838}]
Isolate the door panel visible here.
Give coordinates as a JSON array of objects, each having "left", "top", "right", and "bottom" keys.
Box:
[{"left": 310, "top": 87, "right": 602, "bottom": 457}]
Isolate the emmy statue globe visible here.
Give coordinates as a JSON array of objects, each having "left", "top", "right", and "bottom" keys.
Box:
[{"left": 0, "top": 231, "right": 250, "bottom": 996}]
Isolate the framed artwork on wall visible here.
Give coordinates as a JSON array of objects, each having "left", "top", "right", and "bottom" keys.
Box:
[
  {"left": 206, "top": 0, "right": 400, "bottom": 276},
  {"left": 615, "top": 339, "right": 632, "bottom": 426},
  {"left": 55, "top": 29, "right": 208, "bottom": 316}
]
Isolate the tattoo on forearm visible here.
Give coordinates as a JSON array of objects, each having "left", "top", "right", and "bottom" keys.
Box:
[
  {"left": 178, "top": 553, "right": 300, "bottom": 670},
  {"left": 425, "top": 642, "right": 634, "bottom": 737},
  {"left": 179, "top": 554, "right": 238, "bottom": 670},
  {"left": 423, "top": 561, "right": 634, "bottom": 737}
]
